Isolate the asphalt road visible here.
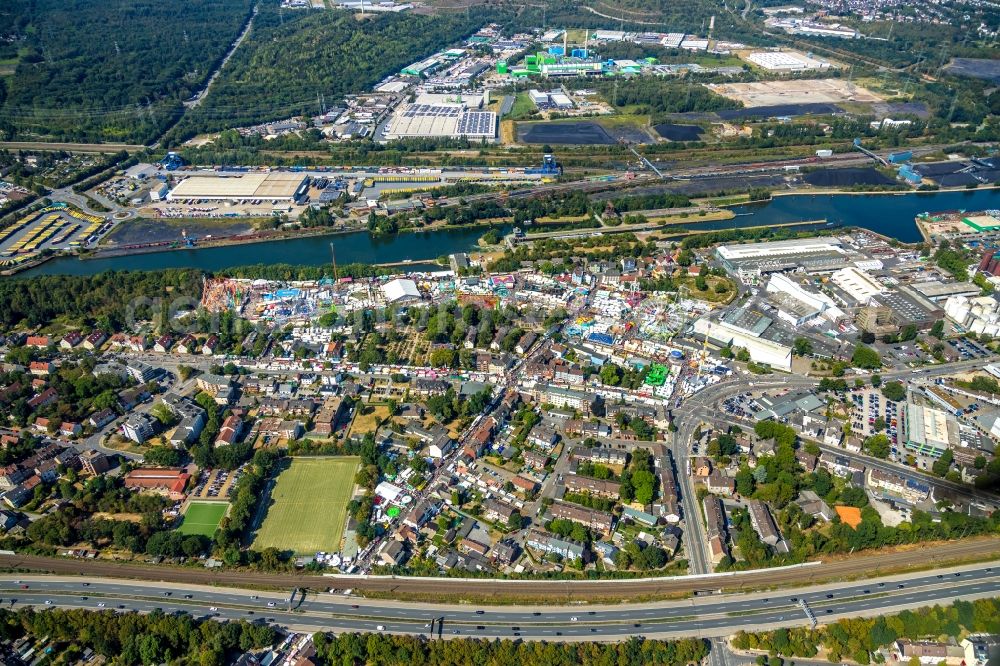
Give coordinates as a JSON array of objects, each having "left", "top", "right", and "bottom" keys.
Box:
[{"left": 3, "top": 562, "right": 997, "bottom": 640}]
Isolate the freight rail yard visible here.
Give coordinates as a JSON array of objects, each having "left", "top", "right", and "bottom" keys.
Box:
[{"left": 0, "top": 204, "right": 111, "bottom": 272}]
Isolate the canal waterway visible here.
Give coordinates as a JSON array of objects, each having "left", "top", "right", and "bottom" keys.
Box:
[{"left": 18, "top": 188, "right": 1000, "bottom": 277}]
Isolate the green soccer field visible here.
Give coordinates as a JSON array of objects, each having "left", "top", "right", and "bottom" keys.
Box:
[
  {"left": 177, "top": 501, "right": 228, "bottom": 537},
  {"left": 252, "top": 457, "right": 360, "bottom": 555}
]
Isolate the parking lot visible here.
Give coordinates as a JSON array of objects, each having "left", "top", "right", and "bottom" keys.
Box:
[
  {"left": 850, "top": 388, "right": 900, "bottom": 452},
  {"left": 722, "top": 392, "right": 762, "bottom": 420},
  {"left": 191, "top": 468, "right": 241, "bottom": 501},
  {"left": 948, "top": 338, "right": 990, "bottom": 361}
]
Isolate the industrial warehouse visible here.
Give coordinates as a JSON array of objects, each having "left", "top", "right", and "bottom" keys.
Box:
[
  {"left": 382, "top": 93, "right": 497, "bottom": 141},
  {"left": 166, "top": 172, "right": 311, "bottom": 203}
]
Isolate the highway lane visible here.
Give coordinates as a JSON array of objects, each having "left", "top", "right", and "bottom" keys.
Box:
[
  {"left": 4, "top": 564, "right": 999, "bottom": 625},
  {"left": 3, "top": 566, "right": 998, "bottom": 640}
]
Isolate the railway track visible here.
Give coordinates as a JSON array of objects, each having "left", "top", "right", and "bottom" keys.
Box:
[{"left": 2, "top": 536, "right": 997, "bottom": 601}]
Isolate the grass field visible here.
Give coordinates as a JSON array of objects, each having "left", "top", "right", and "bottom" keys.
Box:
[
  {"left": 177, "top": 501, "right": 228, "bottom": 537},
  {"left": 347, "top": 405, "right": 391, "bottom": 439},
  {"left": 253, "top": 457, "right": 360, "bottom": 555}
]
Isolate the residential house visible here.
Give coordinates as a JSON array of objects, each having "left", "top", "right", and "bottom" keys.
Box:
[
  {"left": 313, "top": 397, "right": 345, "bottom": 435},
  {"left": 379, "top": 540, "right": 408, "bottom": 567},
  {"left": 83, "top": 331, "right": 107, "bottom": 350},
  {"left": 706, "top": 472, "right": 735, "bottom": 496},
  {"left": 510, "top": 475, "right": 538, "bottom": 494},
  {"left": 747, "top": 499, "right": 789, "bottom": 552},
  {"left": 126, "top": 361, "right": 160, "bottom": 383},
  {"left": 515, "top": 331, "right": 537, "bottom": 355},
  {"left": 79, "top": 450, "right": 111, "bottom": 476},
  {"left": 60, "top": 331, "right": 84, "bottom": 349},
  {"left": 121, "top": 413, "right": 158, "bottom": 443},
  {"left": 175, "top": 335, "right": 198, "bottom": 355},
  {"left": 28, "top": 361, "right": 53, "bottom": 377},
  {"left": 428, "top": 433, "right": 456, "bottom": 459},
  {"left": 548, "top": 501, "right": 614, "bottom": 533},
  {"left": 526, "top": 529, "right": 586, "bottom": 561},
  {"left": 482, "top": 499, "right": 516, "bottom": 523},
  {"left": 153, "top": 335, "right": 173, "bottom": 353},
  {"left": 572, "top": 446, "right": 628, "bottom": 467},
  {"left": 25, "top": 335, "right": 50, "bottom": 348},
  {"left": 522, "top": 449, "right": 548, "bottom": 471},
  {"left": 87, "top": 408, "right": 117, "bottom": 430},
  {"left": 27, "top": 387, "right": 57, "bottom": 409},
  {"left": 564, "top": 475, "right": 621, "bottom": 499},
  {"left": 202, "top": 335, "right": 220, "bottom": 355},
  {"left": 59, "top": 421, "right": 82, "bottom": 438},
  {"left": 214, "top": 415, "right": 243, "bottom": 447}
]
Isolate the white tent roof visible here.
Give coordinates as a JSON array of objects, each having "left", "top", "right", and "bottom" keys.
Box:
[{"left": 382, "top": 278, "right": 421, "bottom": 303}]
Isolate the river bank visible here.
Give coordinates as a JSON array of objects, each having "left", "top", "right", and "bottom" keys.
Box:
[{"left": 10, "top": 188, "right": 1000, "bottom": 278}]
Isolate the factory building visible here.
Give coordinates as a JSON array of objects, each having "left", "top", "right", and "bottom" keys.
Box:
[
  {"left": 745, "top": 50, "right": 832, "bottom": 71},
  {"left": 768, "top": 18, "right": 859, "bottom": 38},
  {"left": 693, "top": 316, "right": 793, "bottom": 372},
  {"left": 829, "top": 266, "right": 886, "bottom": 304},
  {"left": 904, "top": 403, "right": 959, "bottom": 459},
  {"left": 944, "top": 295, "right": 1000, "bottom": 337},
  {"left": 764, "top": 273, "right": 840, "bottom": 326},
  {"left": 716, "top": 238, "right": 851, "bottom": 282},
  {"left": 383, "top": 93, "right": 496, "bottom": 140},
  {"left": 167, "top": 173, "right": 309, "bottom": 203}
]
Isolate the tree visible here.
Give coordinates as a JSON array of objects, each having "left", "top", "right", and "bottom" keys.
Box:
[
  {"left": 932, "top": 449, "right": 954, "bottom": 477},
  {"left": 631, "top": 470, "right": 656, "bottom": 505},
  {"left": 881, "top": 381, "right": 907, "bottom": 402},
  {"left": 429, "top": 348, "right": 457, "bottom": 368},
  {"left": 930, "top": 320, "right": 945, "bottom": 339},
  {"left": 793, "top": 337, "right": 813, "bottom": 356},
  {"left": 863, "top": 433, "right": 891, "bottom": 459},
  {"left": 599, "top": 364, "right": 623, "bottom": 386},
  {"left": 851, "top": 344, "right": 881, "bottom": 369}
]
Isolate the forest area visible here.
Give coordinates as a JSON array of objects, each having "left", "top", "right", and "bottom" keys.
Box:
[
  {"left": 166, "top": 6, "right": 490, "bottom": 143},
  {"left": 0, "top": 0, "right": 254, "bottom": 144}
]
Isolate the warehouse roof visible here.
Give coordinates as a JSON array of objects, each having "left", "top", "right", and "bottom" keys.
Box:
[{"left": 168, "top": 172, "right": 307, "bottom": 200}]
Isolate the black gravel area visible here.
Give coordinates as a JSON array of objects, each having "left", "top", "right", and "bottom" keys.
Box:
[
  {"left": 717, "top": 103, "right": 843, "bottom": 120},
  {"left": 518, "top": 122, "right": 616, "bottom": 145},
  {"left": 946, "top": 58, "right": 1000, "bottom": 84},
  {"left": 654, "top": 123, "right": 704, "bottom": 141},
  {"left": 803, "top": 167, "right": 895, "bottom": 187}
]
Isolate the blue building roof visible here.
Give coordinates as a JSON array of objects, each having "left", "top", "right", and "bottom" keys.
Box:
[{"left": 587, "top": 332, "right": 614, "bottom": 345}]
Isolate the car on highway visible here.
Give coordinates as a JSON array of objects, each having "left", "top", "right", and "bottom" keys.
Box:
[
  {"left": 376, "top": 625, "right": 385, "bottom": 631},
  {"left": 97, "top": 602, "right": 105, "bottom": 608},
  {"left": 44, "top": 600, "right": 52, "bottom": 605},
  {"left": 184, "top": 594, "right": 193, "bottom": 599},
  {"left": 209, "top": 606, "right": 218, "bottom": 611},
  {"left": 570, "top": 617, "right": 578, "bottom": 622},
  {"left": 250, "top": 595, "right": 258, "bottom": 600},
  {"left": 267, "top": 602, "right": 276, "bottom": 608}
]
